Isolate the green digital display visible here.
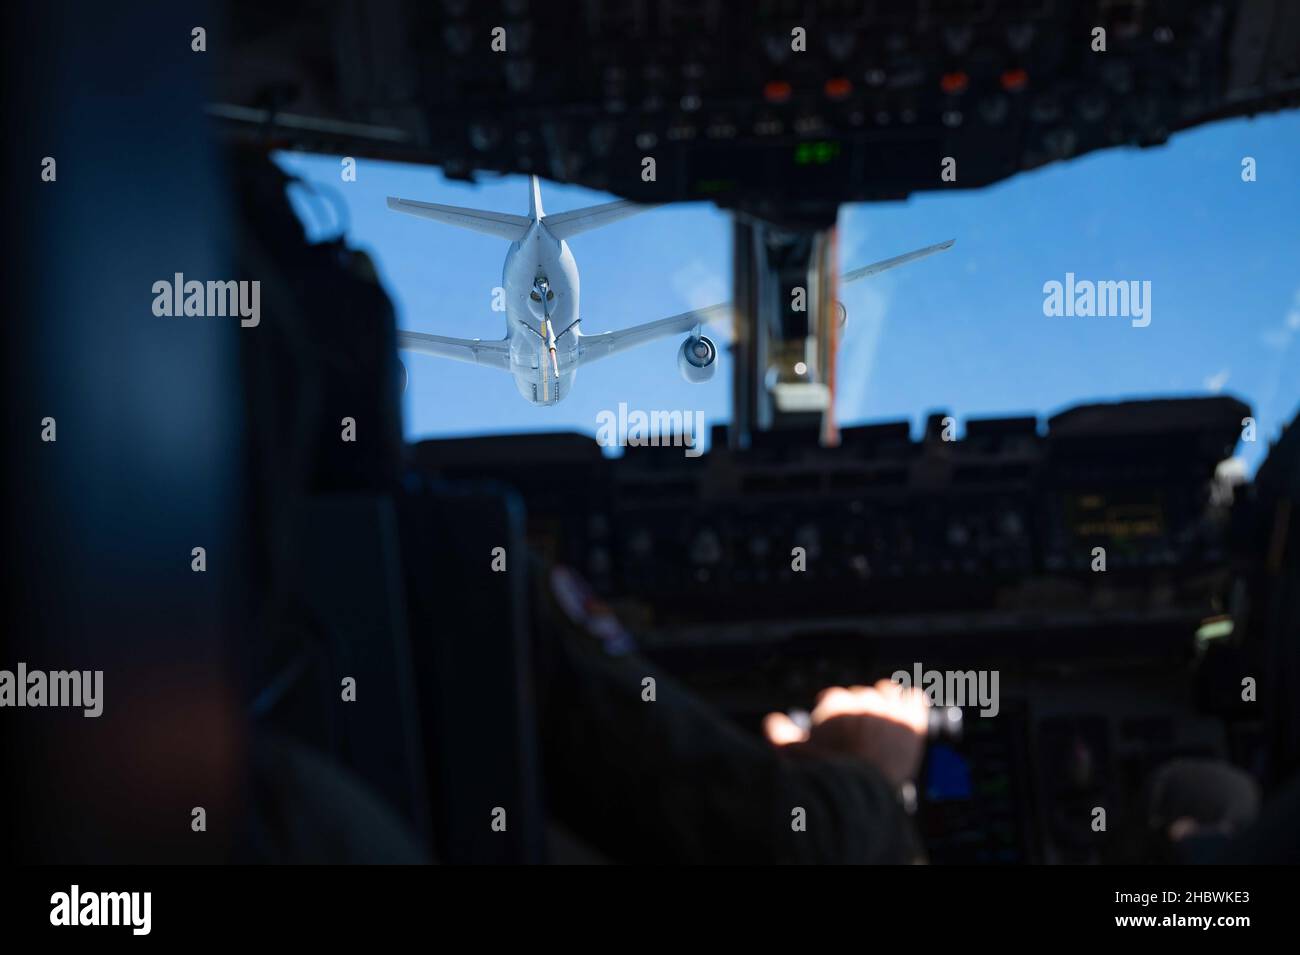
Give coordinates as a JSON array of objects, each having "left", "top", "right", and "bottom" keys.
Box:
[{"left": 794, "top": 140, "right": 841, "bottom": 166}]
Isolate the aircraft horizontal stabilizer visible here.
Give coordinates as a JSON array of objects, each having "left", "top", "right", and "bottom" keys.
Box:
[
  {"left": 541, "top": 200, "right": 650, "bottom": 241},
  {"left": 386, "top": 197, "right": 533, "bottom": 241}
]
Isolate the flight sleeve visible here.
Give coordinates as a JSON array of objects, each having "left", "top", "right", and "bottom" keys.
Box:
[{"left": 530, "top": 559, "right": 923, "bottom": 864}]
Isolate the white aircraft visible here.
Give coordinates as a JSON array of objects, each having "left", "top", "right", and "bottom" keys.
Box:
[{"left": 387, "top": 176, "right": 952, "bottom": 406}]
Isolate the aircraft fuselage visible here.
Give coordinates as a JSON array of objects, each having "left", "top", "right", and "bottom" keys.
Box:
[{"left": 504, "top": 220, "right": 581, "bottom": 405}]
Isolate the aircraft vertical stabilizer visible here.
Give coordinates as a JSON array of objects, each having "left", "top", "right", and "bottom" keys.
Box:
[{"left": 528, "top": 175, "right": 544, "bottom": 220}]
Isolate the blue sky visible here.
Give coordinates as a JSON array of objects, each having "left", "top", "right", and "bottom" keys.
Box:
[{"left": 277, "top": 110, "right": 1298, "bottom": 473}]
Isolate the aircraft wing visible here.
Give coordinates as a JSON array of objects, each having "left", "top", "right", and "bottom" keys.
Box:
[
  {"left": 577, "top": 303, "right": 731, "bottom": 366},
  {"left": 574, "top": 239, "right": 952, "bottom": 367},
  {"left": 841, "top": 239, "right": 954, "bottom": 284},
  {"left": 397, "top": 330, "right": 512, "bottom": 370}
]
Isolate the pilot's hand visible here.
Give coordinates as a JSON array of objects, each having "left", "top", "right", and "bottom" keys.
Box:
[{"left": 763, "top": 680, "right": 929, "bottom": 788}]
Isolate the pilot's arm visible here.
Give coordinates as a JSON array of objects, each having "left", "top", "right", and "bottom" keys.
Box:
[{"left": 531, "top": 562, "right": 927, "bottom": 864}]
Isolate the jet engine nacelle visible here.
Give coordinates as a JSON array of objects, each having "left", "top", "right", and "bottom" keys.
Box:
[{"left": 677, "top": 335, "right": 717, "bottom": 383}]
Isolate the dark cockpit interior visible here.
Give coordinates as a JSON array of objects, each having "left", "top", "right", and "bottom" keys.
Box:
[{"left": 3, "top": 0, "right": 1299, "bottom": 883}]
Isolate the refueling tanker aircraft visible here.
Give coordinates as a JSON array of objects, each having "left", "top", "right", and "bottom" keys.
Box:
[{"left": 387, "top": 176, "right": 953, "bottom": 406}]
